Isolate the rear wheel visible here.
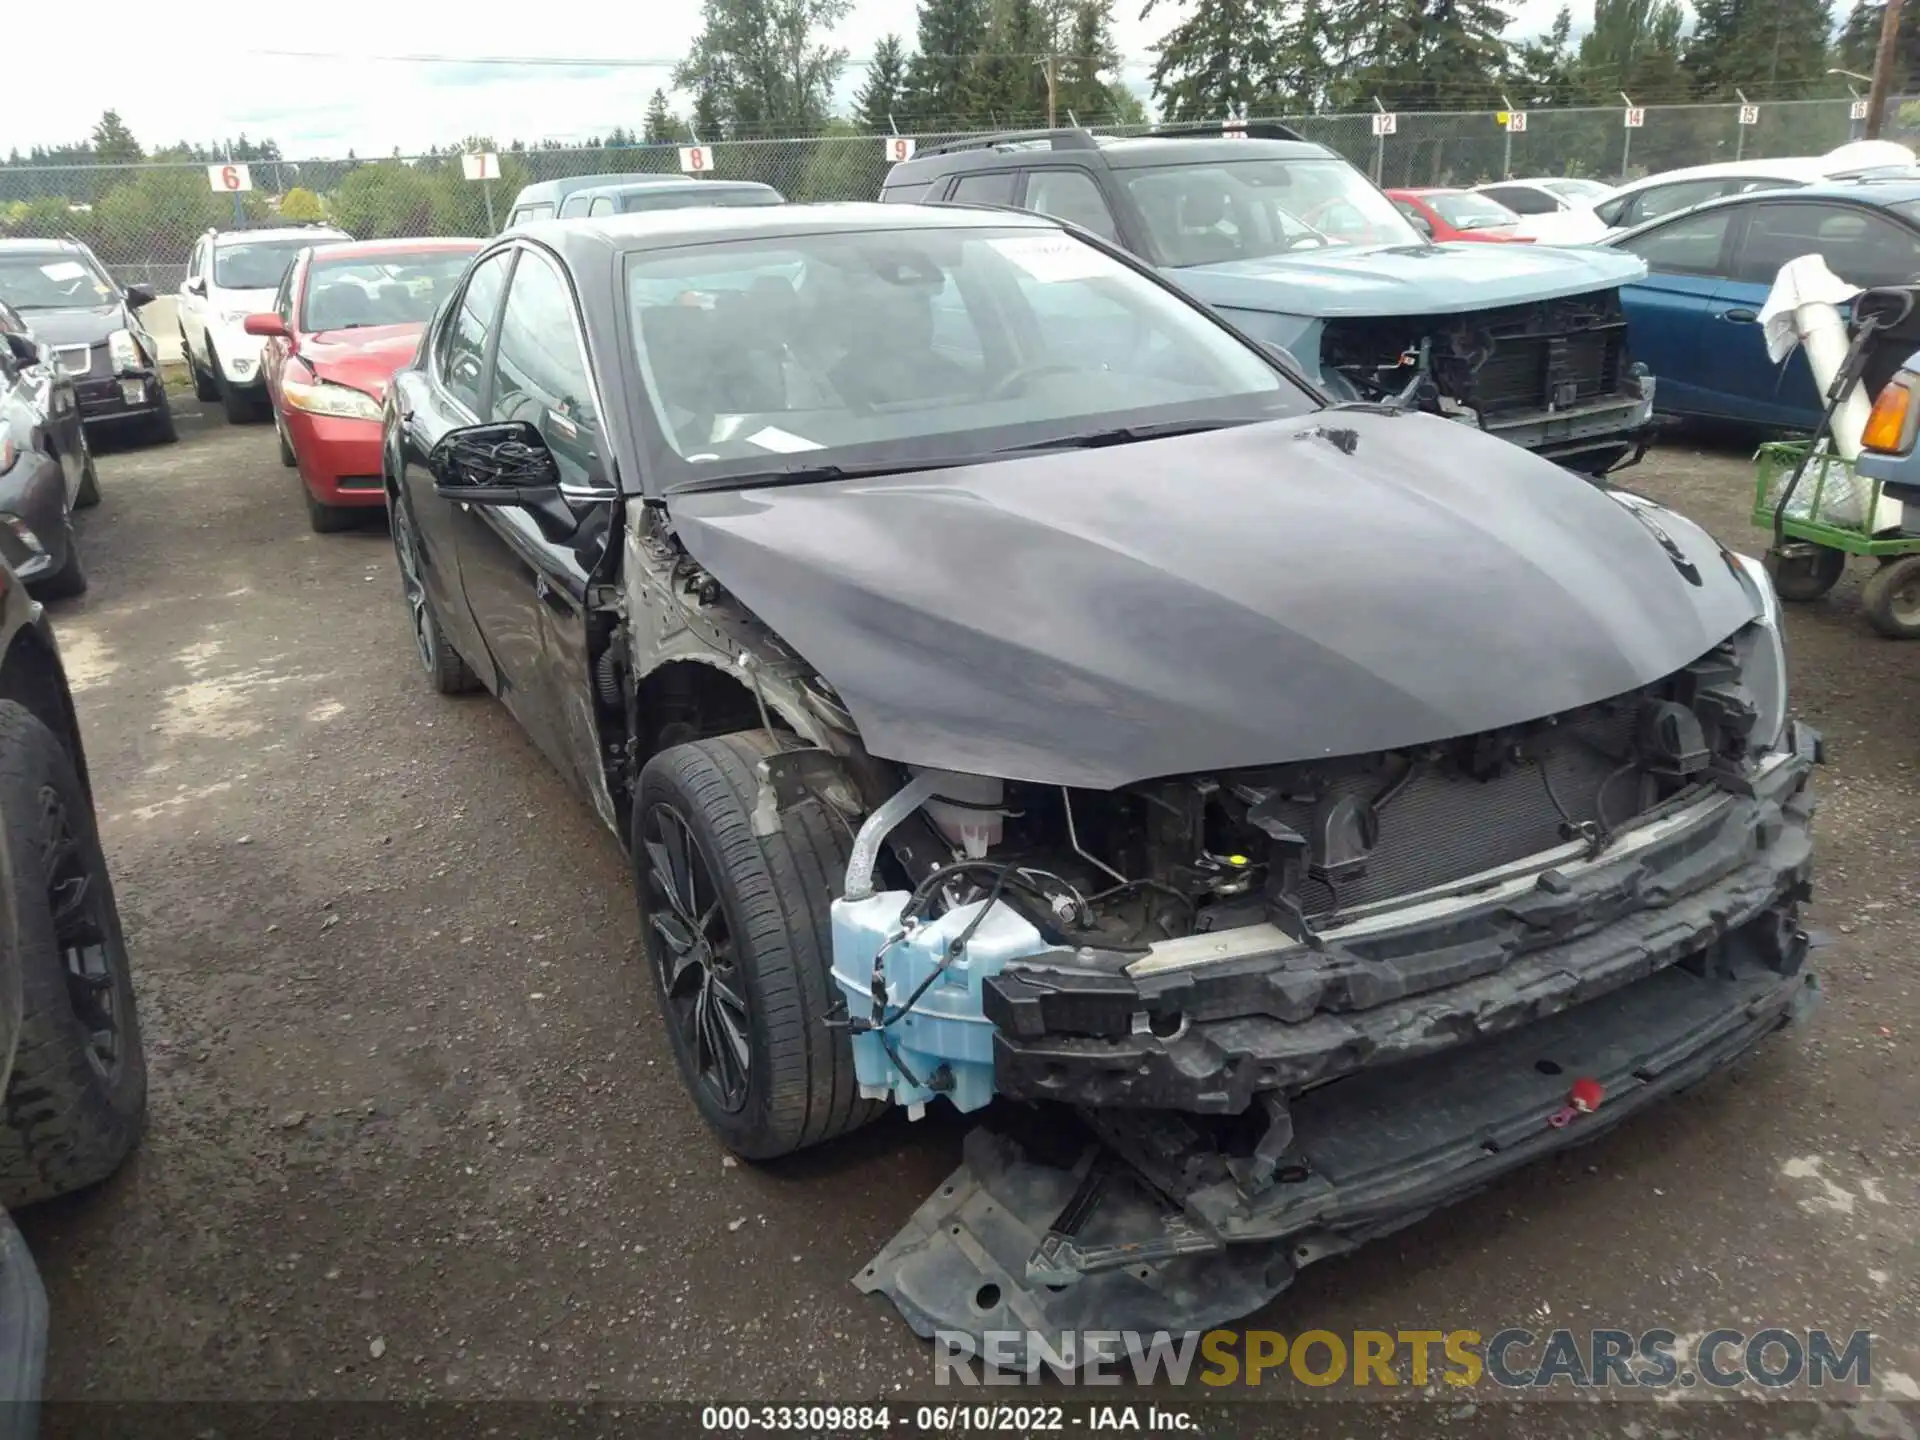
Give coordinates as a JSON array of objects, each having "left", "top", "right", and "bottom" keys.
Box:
[
  {"left": 1861, "top": 554, "right": 1920, "bottom": 639},
  {"left": 635, "top": 731, "right": 880, "bottom": 1160},
  {"left": 389, "top": 493, "right": 477, "bottom": 694},
  {"left": 0, "top": 703, "right": 146, "bottom": 1206},
  {"left": 1765, "top": 544, "right": 1847, "bottom": 602}
]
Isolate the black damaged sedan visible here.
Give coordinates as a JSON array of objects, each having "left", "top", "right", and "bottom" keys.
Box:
[{"left": 381, "top": 202, "right": 1819, "bottom": 1351}]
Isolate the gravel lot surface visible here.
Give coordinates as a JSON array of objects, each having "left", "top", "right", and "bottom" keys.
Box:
[{"left": 17, "top": 408, "right": 1919, "bottom": 1420}]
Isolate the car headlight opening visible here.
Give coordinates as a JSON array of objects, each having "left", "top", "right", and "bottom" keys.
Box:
[
  {"left": 107, "top": 328, "right": 143, "bottom": 373},
  {"left": 282, "top": 376, "right": 383, "bottom": 422},
  {"left": 1730, "top": 551, "right": 1789, "bottom": 753}
]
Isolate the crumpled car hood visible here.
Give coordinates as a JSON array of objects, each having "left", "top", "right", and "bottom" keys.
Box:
[
  {"left": 667, "top": 413, "right": 1761, "bottom": 789},
  {"left": 12, "top": 303, "right": 127, "bottom": 347},
  {"left": 1170, "top": 242, "right": 1648, "bottom": 319}
]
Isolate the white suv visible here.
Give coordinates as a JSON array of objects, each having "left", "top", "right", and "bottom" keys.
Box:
[{"left": 177, "top": 225, "right": 350, "bottom": 421}]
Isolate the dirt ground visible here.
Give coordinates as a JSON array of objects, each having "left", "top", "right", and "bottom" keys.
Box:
[{"left": 17, "top": 408, "right": 1920, "bottom": 1413}]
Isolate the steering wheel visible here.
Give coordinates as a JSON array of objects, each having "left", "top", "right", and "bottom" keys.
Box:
[{"left": 985, "top": 362, "right": 1081, "bottom": 400}]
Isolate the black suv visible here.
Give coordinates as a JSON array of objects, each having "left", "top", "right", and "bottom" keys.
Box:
[
  {"left": 0, "top": 240, "right": 175, "bottom": 448},
  {"left": 880, "top": 126, "right": 1659, "bottom": 474}
]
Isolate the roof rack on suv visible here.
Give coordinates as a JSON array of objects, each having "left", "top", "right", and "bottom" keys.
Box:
[
  {"left": 916, "top": 128, "right": 1104, "bottom": 158},
  {"left": 1146, "top": 119, "right": 1309, "bottom": 143}
]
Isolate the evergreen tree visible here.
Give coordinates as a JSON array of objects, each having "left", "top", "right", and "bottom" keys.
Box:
[
  {"left": 976, "top": 0, "right": 1050, "bottom": 123},
  {"left": 1509, "top": 4, "right": 1575, "bottom": 106},
  {"left": 643, "top": 89, "right": 686, "bottom": 144},
  {"left": 1146, "top": 0, "right": 1287, "bottom": 120},
  {"left": 1273, "top": 0, "right": 1338, "bottom": 111},
  {"left": 89, "top": 110, "right": 143, "bottom": 164},
  {"left": 1837, "top": 1, "right": 1920, "bottom": 87},
  {"left": 854, "top": 34, "right": 912, "bottom": 132},
  {"left": 903, "top": 0, "right": 990, "bottom": 127},
  {"left": 1683, "top": 0, "right": 1834, "bottom": 97},
  {"left": 673, "top": 0, "right": 852, "bottom": 137},
  {"left": 1334, "top": 0, "right": 1512, "bottom": 110},
  {"left": 692, "top": 77, "right": 726, "bottom": 140},
  {"left": 1055, "top": 1, "right": 1128, "bottom": 122}
]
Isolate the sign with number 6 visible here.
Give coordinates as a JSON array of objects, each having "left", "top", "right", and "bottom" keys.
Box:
[
  {"left": 678, "top": 146, "right": 712, "bottom": 174},
  {"left": 207, "top": 163, "right": 253, "bottom": 193},
  {"left": 885, "top": 136, "right": 917, "bottom": 163}
]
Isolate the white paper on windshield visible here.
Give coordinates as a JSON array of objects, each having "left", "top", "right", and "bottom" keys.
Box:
[
  {"left": 745, "top": 426, "right": 823, "bottom": 453},
  {"left": 38, "top": 262, "right": 88, "bottom": 282},
  {"left": 987, "top": 235, "right": 1117, "bottom": 283}
]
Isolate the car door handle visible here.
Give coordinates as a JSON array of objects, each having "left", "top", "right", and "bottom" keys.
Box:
[{"left": 1719, "top": 307, "right": 1759, "bottom": 323}]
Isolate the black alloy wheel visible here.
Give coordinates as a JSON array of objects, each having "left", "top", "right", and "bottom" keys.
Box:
[{"left": 641, "top": 802, "right": 750, "bottom": 1113}]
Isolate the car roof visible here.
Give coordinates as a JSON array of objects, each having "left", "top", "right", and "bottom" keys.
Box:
[
  {"left": 1607, "top": 157, "right": 1833, "bottom": 197},
  {"left": 573, "top": 180, "right": 777, "bottom": 200},
  {"left": 0, "top": 238, "right": 89, "bottom": 254},
  {"left": 1754, "top": 176, "right": 1920, "bottom": 205},
  {"left": 518, "top": 200, "right": 1058, "bottom": 257},
  {"left": 508, "top": 173, "right": 668, "bottom": 206},
  {"left": 886, "top": 130, "right": 1329, "bottom": 179},
  {"left": 212, "top": 225, "right": 350, "bottom": 245},
  {"left": 303, "top": 237, "right": 485, "bottom": 263},
  {"left": 1396, "top": 187, "right": 1464, "bottom": 196}
]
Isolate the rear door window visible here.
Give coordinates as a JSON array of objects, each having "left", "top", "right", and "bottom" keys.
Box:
[
  {"left": 1479, "top": 185, "right": 1559, "bottom": 215},
  {"left": 1729, "top": 201, "right": 1920, "bottom": 288},
  {"left": 948, "top": 172, "right": 1018, "bottom": 206}
]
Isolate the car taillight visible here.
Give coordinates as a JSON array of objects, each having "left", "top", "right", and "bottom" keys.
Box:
[{"left": 1862, "top": 374, "right": 1919, "bottom": 454}]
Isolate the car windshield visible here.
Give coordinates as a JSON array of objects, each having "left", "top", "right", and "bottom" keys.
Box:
[
  {"left": 624, "top": 224, "right": 1311, "bottom": 487},
  {"left": 1123, "top": 157, "right": 1423, "bottom": 266},
  {"left": 624, "top": 187, "right": 783, "bottom": 212},
  {"left": 1426, "top": 192, "right": 1521, "bottom": 229},
  {"left": 1543, "top": 178, "right": 1613, "bottom": 202},
  {"left": 0, "top": 252, "right": 117, "bottom": 310},
  {"left": 215, "top": 239, "right": 328, "bottom": 291},
  {"left": 302, "top": 251, "right": 479, "bottom": 332}
]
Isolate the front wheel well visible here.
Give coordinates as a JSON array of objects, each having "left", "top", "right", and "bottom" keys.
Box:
[{"left": 0, "top": 628, "right": 90, "bottom": 803}]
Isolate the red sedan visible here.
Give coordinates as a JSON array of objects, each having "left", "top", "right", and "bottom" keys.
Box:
[
  {"left": 1386, "top": 189, "right": 1534, "bottom": 244},
  {"left": 246, "top": 238, "right": 483, "bottom": 532}
]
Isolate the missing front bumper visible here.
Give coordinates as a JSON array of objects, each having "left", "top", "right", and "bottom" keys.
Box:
[
  {"left": 985, "top": 744, "right": 1815, "bottom": 1114},
  {"left": 858, "top": 924, "right": 1816, "bottom": 1361}
]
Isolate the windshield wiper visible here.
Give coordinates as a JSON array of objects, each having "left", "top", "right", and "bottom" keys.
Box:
[
  {"left": 997, "top": 417, "right": 1252, "bottom": 453},
  {"left": 667, "top": 455, "right": 972, "bottom": 495}
]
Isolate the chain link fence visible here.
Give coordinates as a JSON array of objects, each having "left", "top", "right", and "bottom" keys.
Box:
[{"left": 0, "top": 97, "right": 1907, "bottom": 288}]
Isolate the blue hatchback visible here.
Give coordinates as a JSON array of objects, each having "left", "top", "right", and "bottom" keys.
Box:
[{"left": 1608, "top": 178, "right": 1920, "bottom": 429}]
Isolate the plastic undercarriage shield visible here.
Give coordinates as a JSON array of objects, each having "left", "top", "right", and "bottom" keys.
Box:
[{"left": 856, "top": 936, "right": 1816, "bottom": 1367}]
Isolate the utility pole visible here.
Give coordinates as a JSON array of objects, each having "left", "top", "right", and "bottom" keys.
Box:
[
  {"left": 1867, "top": 0, "right": 1906, "bottom": 139},
  {"left": 1045, "top": 53, "right": 1059, "bottom": 129}
]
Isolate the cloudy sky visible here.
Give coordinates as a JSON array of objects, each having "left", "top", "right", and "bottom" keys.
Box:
[{"left": 5, "top": 0, "right": 1578, "bottom": 160}]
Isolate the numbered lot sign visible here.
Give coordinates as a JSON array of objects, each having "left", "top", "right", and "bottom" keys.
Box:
[
  {"left": 884, "top": 136, "right": 917, "bottom": 163},
  {"left": 1506, "top": 111, "right": 1528, "bottom": 133},
  {"left": 1624, "top": 107, "right": 1645, "bottom": 128},
  {"left": 678, "top": 146, "right": 712, "bottom": 173},
  {"left": 1739, "top": 104, "right": 1760, "bottom": 125},
  {"left": 208, "top": 163, "right": 253, "bottom": 193},
  {"left": 1371, "top": 112, "right": 1397, "bottom": 136},
  {"left": 461, "top": 152, "right": 499, "bottom": 181},
  {"left": 1853, "top": 99, "right": 1871, "bottom": 120}
]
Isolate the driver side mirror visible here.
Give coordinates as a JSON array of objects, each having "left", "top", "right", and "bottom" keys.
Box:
[
  {"left": 1, "top": 334, "right": 39, "bottom": 369},
  {"left": 124, "top": 284, "right": 155, "bottom": 309},
  {"left": 244, "top": 313, "right": 289, "bottom": 338},
  {"left": 1409, "top": 215, "right": 1435, "bottom": 240},
  {"left": 184, "top": 277, "right": 207, "bottom": 297},
  {"left": 428, "top": 421, "right": 561, "bottom": 505}
]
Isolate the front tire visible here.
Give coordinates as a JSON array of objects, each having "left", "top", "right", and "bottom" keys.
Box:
[
  {"left": 0, "top": 704, "right": 146, "bottom": 1206},
  {"left": 635, "top": 732, "right": 880, "bottom": 1160},
  {"left": 145, "top": 399, "right": 178, "bottom": 447},
  {"left": 306, "top": 488, "right": 355, "bottom": 534},
  {"left": 31, "top": 527, "right": 86, "bottom": 602},
  {"left": 388, "top": 493, "right": 476, "bottom": 694},
  {"left": 73, "top": 445, "right": 100, "bottom": 510},
  {"left": 185, "top": 333, "right": 219, "bottom": 402}
]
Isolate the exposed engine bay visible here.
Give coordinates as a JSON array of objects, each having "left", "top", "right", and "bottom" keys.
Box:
[
  {"left": 1320, "top": 291, "right": 1648, "bottom": 472},
  {"left": 881, "top": 637, "right": 1756, "bottom": 958}
]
